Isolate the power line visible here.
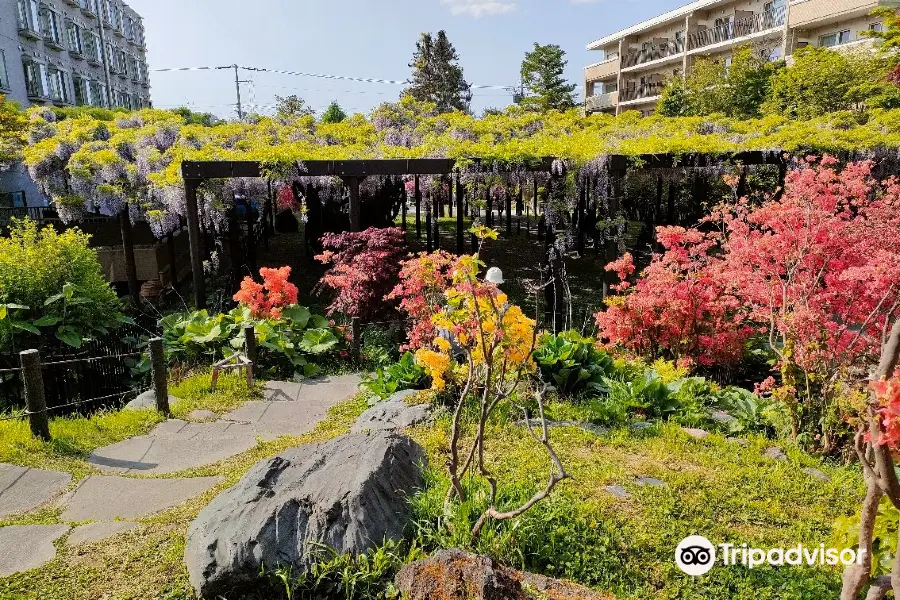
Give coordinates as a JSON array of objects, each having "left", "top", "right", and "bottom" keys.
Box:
[{"left": 152, "top": 64, "right": 514, "bottom": 91}]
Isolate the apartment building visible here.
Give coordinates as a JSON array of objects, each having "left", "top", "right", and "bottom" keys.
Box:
[
  {"left": 0, "top": 0, "right": 152, "bottom": 206},
  {"left": 584, "top": 0, "right": 897, "bottom": 116}
]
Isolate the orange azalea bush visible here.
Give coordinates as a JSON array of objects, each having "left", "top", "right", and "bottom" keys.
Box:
[{"left": 233, "top": 266, "right": 299, "bottom": 319}]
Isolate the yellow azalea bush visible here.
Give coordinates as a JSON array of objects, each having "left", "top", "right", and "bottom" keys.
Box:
[{"left": 414, "top": 227, "right": 567, "bottom": 540}]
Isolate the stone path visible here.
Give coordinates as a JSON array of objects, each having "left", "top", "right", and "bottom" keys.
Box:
[
  {"left": 0, "top": 374, "right": 362, "bottom": 578},
  {"left": 0, "top": 464, "right": 71, "bottom": 519}
]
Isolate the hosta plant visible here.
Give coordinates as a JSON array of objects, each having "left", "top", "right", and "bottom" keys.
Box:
[{"left": 533, "top": 330, "right": 615, "bottom": 397}]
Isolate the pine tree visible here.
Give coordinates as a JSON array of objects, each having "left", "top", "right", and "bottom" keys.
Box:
[
  {"left": 519, "top": 43, "right": 577, "bottom": 112},
  {"left": 405, "top": 31, "right": 472, "bottom": 113},
  {"left": 320, "top": 101, "right": 347, "bottom": 124}
]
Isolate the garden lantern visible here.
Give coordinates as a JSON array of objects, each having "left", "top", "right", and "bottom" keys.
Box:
[{"left": 486, "top": 267, "right": 504, "bottom": 285}]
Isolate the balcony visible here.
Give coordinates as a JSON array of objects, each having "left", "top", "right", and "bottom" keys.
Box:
[
  {"left": 620, "top": 81, "right": 666, "bottom": 104},
  {"left": 18, "top": 23, "right": 41, "bottom": 41},
  {"left": 585, "top": 57, "right": 620, "bottom": 82},
  {"left": 80, "top": 0, "right": 97, "bottom": 17},
  {"left": 688, "top": 7, "right": 785, "bottom": 51},
  {"left": 789, "top": 0, "right": 880, "bottom": 29},
  {"left": 622, "top": 39, "right": 685, "bottom": 70},
  {"left": 585, "top": 91, "right": 618, "bottom": 112}
]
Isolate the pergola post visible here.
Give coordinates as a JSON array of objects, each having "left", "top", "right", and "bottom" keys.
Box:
[
  {"left": 414, "top": 175, "right": 422, "bottom": 239},
  {"left": 505, "top": 188, "right": 512, "bottom": 236},
  {"left": 348, "top": 176, "right": 361, "bottom": 232},
  {"left": 456, "top": 171, "right": 464, "bottom": 255},
  {"left": 446, "top": 175, "right": 453, "bottom": 218},
  {"left": 119, "top": 210, "right": 140, "bottom": 309},
  {"left": 184, "top": 178, "right": 206, "bottom": 310},
  {"left": 426, "top": 203, "right": 433, "bottom": 252}
]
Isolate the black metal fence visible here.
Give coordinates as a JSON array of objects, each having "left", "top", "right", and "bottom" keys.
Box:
[{"left": 0, "top": 322, "right": 156, "bottom": 416}]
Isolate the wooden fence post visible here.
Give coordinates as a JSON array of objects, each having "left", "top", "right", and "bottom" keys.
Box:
[
  {"left": 20, "top": 349, "right": 50, "bottom": 441},
  {"left": 351, "top": 317, "right": 362, "bottom": 360},
  {"left": 244, "top": 325, "right": 258, "bottom": 376},
  {"left": 148, "top": 338, "right": 170, "bottom": 416}
]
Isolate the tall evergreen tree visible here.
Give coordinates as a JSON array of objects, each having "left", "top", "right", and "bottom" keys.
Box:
[
  {"left": 405, "top": 31, "right": 472, "bottom": 113},
  {"left": 320, "top": 101, "right": 347, "bottom": 124},
  {"left": 519, "top": 43, "right": 577, "bottom": 112}
]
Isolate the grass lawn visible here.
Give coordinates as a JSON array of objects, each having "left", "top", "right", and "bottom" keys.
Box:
[{"left": 0, "top": 376, "right": 864, "bottom": 600}]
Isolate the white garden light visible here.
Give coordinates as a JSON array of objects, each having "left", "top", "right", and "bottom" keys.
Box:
[{"left": 485, "top": 267, "right": 504, "bottom": 285}]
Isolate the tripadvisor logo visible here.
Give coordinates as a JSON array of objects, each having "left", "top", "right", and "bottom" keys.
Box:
[{"left": 675, "top": 536, "right": 862, "bottom": 576}]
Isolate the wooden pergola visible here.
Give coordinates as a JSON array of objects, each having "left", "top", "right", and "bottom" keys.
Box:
[{"left": 180, "top": 152, "right": 787, "bottom": 308}]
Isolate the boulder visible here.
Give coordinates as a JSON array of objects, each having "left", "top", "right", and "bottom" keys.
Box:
[
  {"left": 395, "top": 549, "right": 611, "bottom": 600},
  {"left": 184, "top": 432, "right": 425, "bottom": 598},
  {"left": 124, "top": 389, "right": 179, "bottom": 411},
  {"left": 682, "top": 427, "right": 710, "bottom": 440},
  {"left": 351, "top": 390, "right": 433, "bottom": 433},
  {"left": 764, "top": 447, "right": 788, "bottom": 461}
]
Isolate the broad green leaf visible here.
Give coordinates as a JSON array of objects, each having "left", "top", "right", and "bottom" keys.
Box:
[
  {"left": 12, "top": 321, "right": 41, "bottom": 335},
  {"left": 33, "top": 315, "right": 62, "bottom": 327},
  {"left": 55, "top": 326, "right": 84, "bottom": 348}
]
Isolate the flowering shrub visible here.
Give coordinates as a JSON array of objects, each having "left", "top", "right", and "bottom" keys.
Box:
[
  {"left": 387, "top": 250, "right": 456, "bottom": 351},
  {"left": 233, "top": 266, "right": 299, "bottom": 319},
  {"left": 598, "top": 158, "right": 900, "bottom": 452},
  {"left": 315, "top": 227, "right": 408, "bottom": 322},
  {"left": 414, "top": 228, "right": 565, "bottom": 539},
  {"left": 276, "top": 185, "right": 299, "bottom": 212},
  {"left": 596, "top": 229, "right": 751, "bottom": 368}
]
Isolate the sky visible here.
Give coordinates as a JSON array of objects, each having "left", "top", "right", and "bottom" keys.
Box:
[{"left": 125, "top": 0, "right": 685, "bottom": 119}]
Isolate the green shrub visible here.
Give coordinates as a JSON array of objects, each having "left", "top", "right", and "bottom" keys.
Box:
[
  {"left": 0, "top": 219, "right": 124, "bottom": 350},
  {"left": 362, "top": 351, "right": 429, "bottom": 400},
  {"left": 533, "top": 330, "right": 615, "bottom": 396},
  {"left": 161, "top": 304, "right": 339, "bottom": 379}
]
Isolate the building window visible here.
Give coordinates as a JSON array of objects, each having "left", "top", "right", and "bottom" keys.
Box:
[
  {"left": 66, "top": 20, "right": 82, "bottom": 54},
  {"left": 90, "top": 80, "right": 107, "bottom": 107},
  {"left": 870, "top": 22, "right": 885, "bottom": 34},
  {"left": 73, "top": 76, "right": 89, "bottom": 105},
  {"left": 17, "top": 0, "right": 40, "bottom": 33},
  {"left": 820, "top": 30, "right": 851, "bottom": 47},
  {"left": 23, "top": 59, "right": 49, "bottom": 98},
  {"left": 603, "top": 82, "right": 618, "bottom": 94},
  {"left": 47, "top": 68, "right": 68, "bottom": 103},
  {"left": 124, "top": 16, "right": 133, "bottom": 40},
  {"left": 39, "top": 4, "right": 63, "bottom": 46},
  {"left": 0, "top": 51, "right": 8, "bottom": 90},
  {"left": 768, "top": 46, "right": 783, "bottom": 61},
  {"left": 118, "top": 49, "right": 127, "bottom": 76}
]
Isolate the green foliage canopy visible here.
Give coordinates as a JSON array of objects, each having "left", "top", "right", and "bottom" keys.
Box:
[
  {"left": 658, "top": 46, "right": 780, "bottom": 119},
  {"left": 519, "top": 43, "right": 578, "bottom": 112},
  {"left": 763, "top": 46, "right": 900, "bottom": 119}
]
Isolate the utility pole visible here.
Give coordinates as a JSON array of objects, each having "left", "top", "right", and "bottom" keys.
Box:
[
  {"left": 233, "top": 64, "right": 243, "bottom": 120},
  {"left": 216, "top": 64, "right": 251, "bottom": 120}
]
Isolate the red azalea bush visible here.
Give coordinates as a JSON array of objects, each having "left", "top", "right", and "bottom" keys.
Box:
[
  {"left": 596, "top": 228, "right": 750, "bottom": 368},
  {"left": 233, "top": 266, "right": 299, "bottom": 319},
  {"left": 598, "top": 157, "right": 900, "bottom": 450},
  {"left": 276, "top": 185, "right": 299, "bottom": 212},
  {"left": 315, "top": 227, "right": 408, "bottom": 322},
  {"left": 386, "top": 250, "right": 457, "bottom": 350}
]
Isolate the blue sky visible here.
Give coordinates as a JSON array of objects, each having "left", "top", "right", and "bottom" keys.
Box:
[{"left": 126, "top": 0, "right": 683, "bottom": 118}]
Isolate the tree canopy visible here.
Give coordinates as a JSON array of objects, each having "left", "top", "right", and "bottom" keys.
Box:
[
  {"left": 763, "top": 46, "right": 900, "bottom": 119},
  {"left": 658, "top": 46, "right": 779, "bottom": 119},
  {"left": 519, "top": 43, "right": 578, "bottom": 112},
  {"left": 320, "top": 101, "right": 348, "bottom": 124},
  {"left": 404, "top": 31, "right": 472, "bottom": 113},
  {"left": 275, "top": 95, "right": 316, "bottom": 120}
]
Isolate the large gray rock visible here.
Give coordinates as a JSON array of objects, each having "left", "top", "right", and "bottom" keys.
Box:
[
  {"left": 184, "top": 432, "right": 426, "bottom": 598},
  {"left": 351, "top": 390, "right": 432, "bottom": 433},
  {"left": 124, "top": 389, "right": 180, "bottom": 411}
]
